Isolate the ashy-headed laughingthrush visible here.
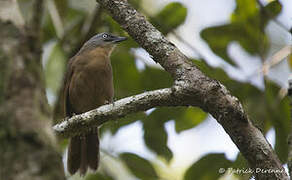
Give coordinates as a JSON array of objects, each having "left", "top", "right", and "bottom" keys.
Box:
[{"left": 63, "top": 33, "right": 127, "bottom": 175}]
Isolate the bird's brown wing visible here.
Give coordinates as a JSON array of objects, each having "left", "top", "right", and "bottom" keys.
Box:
[
  {"left": 63, "top": 57, "right": 75, "bottom": 117},
  {"left": 63, "top": 56, "right": 83, "bottom": 174}
]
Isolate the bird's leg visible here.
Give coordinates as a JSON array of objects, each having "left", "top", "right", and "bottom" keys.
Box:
[
  {"left": 80, "top": 134, "right": 86, "bottom": 140},
  {"left": 104, "top": 99, "right": 115, "bottom": 107}
]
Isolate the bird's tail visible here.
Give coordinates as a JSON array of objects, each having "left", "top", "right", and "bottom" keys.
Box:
[{"left": 67, "top": 129, "right": 100, "bottom": 176}]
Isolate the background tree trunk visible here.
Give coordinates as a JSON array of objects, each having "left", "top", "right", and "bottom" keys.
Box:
[{"left": 0, "top": 20, "right": 65, "bottom": 180}]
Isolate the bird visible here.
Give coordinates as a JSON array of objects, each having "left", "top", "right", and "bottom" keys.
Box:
[{"left": 63, "top": 32, "right": 127, "bottom": 175}]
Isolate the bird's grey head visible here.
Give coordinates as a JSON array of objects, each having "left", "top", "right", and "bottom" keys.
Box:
[{"left": 82, "top": 33, "right": 127, "bottom": 50}]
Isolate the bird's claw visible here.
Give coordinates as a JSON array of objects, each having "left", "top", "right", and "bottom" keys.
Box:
[{"left": 104, "top": 100, "right": 115, "bottom": 106}]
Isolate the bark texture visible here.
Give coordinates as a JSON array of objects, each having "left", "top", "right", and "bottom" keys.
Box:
[{"left": 0, "top": 17, "right": 65, "bottom": 180}]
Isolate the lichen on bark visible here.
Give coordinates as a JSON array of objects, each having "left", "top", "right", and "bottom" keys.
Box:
[{"left": 0, "top": 20, "right": 65, "bottom": 180}]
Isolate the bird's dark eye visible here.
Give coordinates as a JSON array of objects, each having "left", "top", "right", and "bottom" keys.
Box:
[{"left": 102, "top": 34, "right": 108, "bottom": 39}]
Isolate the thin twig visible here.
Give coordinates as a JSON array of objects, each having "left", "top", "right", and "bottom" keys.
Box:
[
  {"left": 256, "top": 0, "right": 291, "bottom": 33},
  {"left": 53, "top": 88, "right": 175, "bottom": 137},
  {"left": 31, "top": 0, "right": 43, "bottom": 34}
]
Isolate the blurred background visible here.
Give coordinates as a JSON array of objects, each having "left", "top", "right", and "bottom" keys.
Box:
[{"left": 5, "top": 0, "right": 291, "bottom": 179}]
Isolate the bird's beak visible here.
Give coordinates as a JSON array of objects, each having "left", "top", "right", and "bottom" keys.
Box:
[{"left": 112, "top": 36, "right": 127, "bottom": 43}]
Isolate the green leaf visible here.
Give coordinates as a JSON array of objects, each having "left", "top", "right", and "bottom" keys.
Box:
[
  {"left": 100, "top": 112, "right": 147, "bottom": 135},
  {"left": 140, "top": 67, "right": 173, "bottom": 91},
  {"left": 201, "top": 25, "right": 241, "bottom": 66},
  {"left": 42, "top": 12, "right": 58, "bottom": 42},
  {"left": 143, "top": 106, "right": 207, "bottom": 160},
  {"left": 85, "top": 172, "right": 114, "bottom": 180},
  {"left": 192, "top": 59, "right": 262, "bottom": 101},
  {"left": 128, "top": 0, "right": 142, "bottom": 11},
  {"left": 45, "top": 43, "right": 66, "bottom": 95},
  {"left": 201, "top": 0, "right": 282, "bottom": 66},
  {"left": 53, "top": 0, "right": 68, "bottom": 19},
  {"left": 151, "top": 2, "right": 187, "bottom": 34},
  {"left": 231, "top": 0, "right": 258, "bottom": 23},
  {"left": 231, "top": 153, "right": 251, "bottom": 179},
  {"left": 201, "top": 23, "right": 267, "bottom": 66},
  {"left": 143, "top": 110, "right": 173, "bottom": 161},
  {"left": 184, "top": 153, "right": 232, "bottom": 180},
  {"left": 260, "top": 1, "right": 282, "bottom": 26},
  {"left": 120, "top": 153, "right": 158, "bottom": 180},
  {"left": 264, "top": 80, "right": 290, "bottom": 162},
  {"left": 232, "top": 153, "right": 247, "bottom": 169},
  {"left": 105, "top": 15, "right": 127, "bottom": 35},
  {"left": 175, "top": 107, "right": 207, "bottom": 133},
  {"left": 111, "top": 49, "right": 142, "bottom": 98}
]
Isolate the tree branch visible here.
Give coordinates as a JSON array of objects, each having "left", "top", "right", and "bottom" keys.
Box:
[
  {"left": 31, "top": 0, "right": 43, "bottom": 35},
  {"left": 54, "top": 88, "right": 177, "bottom": 137},
  {"left": 256, "top": 0, "right": 290, "bottom": 33},
  {"left": 54, "top": 0, "right": 288, "bottom": 179}
]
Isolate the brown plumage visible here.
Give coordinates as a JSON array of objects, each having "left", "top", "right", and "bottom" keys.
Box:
[{"left": 63, "top": 33, "right": 126, "bottom": 175}]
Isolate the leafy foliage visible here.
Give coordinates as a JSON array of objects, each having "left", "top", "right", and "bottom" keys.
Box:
[
  {"left": 143, "top": 107, "right": 207, "bottom": 161},
  {"left": 264, "top": 80, "right": 290, "bottom": 162},
  {"left": 184, "top": 153, "right": 232, "bottom": 180},
  {"left": 143, "top": 108, "right": 173, "bottom": 161},
  {"left": 120, "top": 153, "right": 159, "bottom": 180},
  {"left": 174, "top": 107, "right": 207, "bottom": 133},
  {"left": 85, "top": 173, "right": 114, "bottom": 180},
  {"left": 45, "top": 43, "right": 66, "bottom": 95},
  {"left": 150, "top": 2, "right": 187, "bottom": 35},
  {"left": 201, "top": 0, "right": 282, "bottom": 66},
  {"left": 193, "top": 59, "right": 290, "bottom": 162},
  {"left": 232, "top": 153, "right": 251, "bottom": 179},
  {"left": 111, "top": 49, "right": 142, "bottom": 98}
]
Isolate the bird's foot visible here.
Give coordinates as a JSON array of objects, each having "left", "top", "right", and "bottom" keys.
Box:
[{"left": 104, "top": 100, "right": 115, "bottom": 106}]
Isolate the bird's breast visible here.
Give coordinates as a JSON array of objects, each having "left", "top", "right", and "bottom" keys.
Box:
[{"left": 69, "top": 52, "right": 114, "bottom": 113}]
